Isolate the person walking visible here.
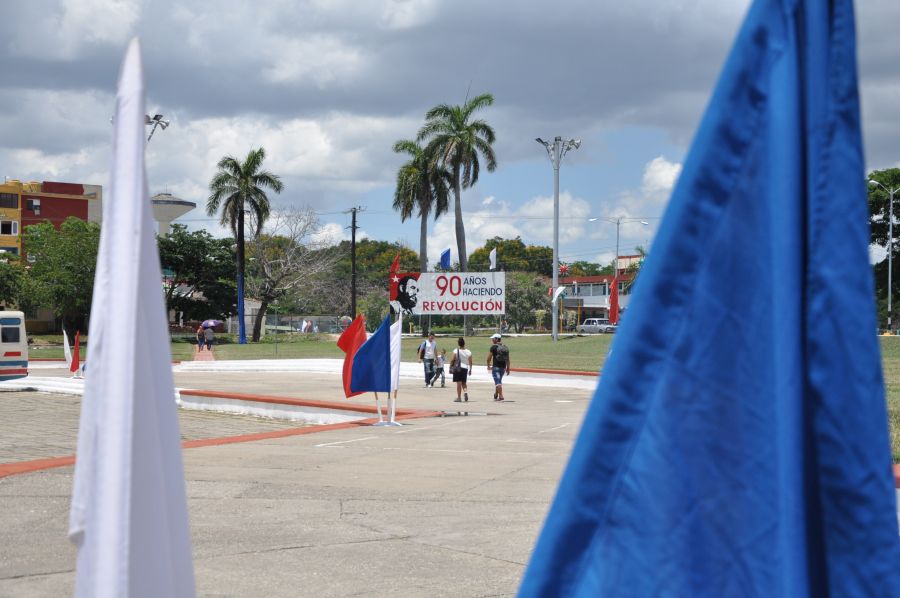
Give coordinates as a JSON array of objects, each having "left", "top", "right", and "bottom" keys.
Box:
[
  {"left": 451, "top": 337, "right": 473, "bottom": 402},
  {"left": 487, "top": 333, "right": 511, "bottom": 401},
  {"left": 196, "top": 325, "right": 205, "bottom": 351},
  {"left": 204, "top": 325, "right": 215, "bottom": 351},
  {"left": 419, "top": 333, "right": 438, "bottom": 388},
  {"left": 430, "top": 348, "right": 447, "bottom": 388}
]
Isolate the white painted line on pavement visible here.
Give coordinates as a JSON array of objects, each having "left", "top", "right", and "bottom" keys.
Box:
[
  {"left": 537, "top": 423, "right": 572, "bottom": 434},
  {"left": 393, "top": 419, "right": 471, "bottom": 434},
  {"left": 314, "top": 436, "right": 377, "bottom": 448}
]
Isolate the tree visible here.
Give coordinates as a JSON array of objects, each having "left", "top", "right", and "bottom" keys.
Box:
[
  {"left": 418, "top": 93, "right": 497, "bottom": 272},
  {"left": 469, "top": 237, "right": 553, "bottom": 275},
  {"left": 392, "top": 139, "right": 451, "bottom": 272},
  {"left": 505, "top": 272, "right": 550, "bottom": 333},
  {"left": 245, "top": 208, "right": 343, "bottom": 341},
  {"left": 868, "top": 168, "right": 900, "bottom": 325},
  {"left": 24, "top": 218, "right": 101, "bottom": 334},
  {"left": 569, "top": 261, "right": 604, "bottom": 277},
  {"left": 0, "top": 258, "right": 25, "bottom": 309},
  {"left": 157, "top": 224, "right": 236, "bottom": 322},
  {"left": 207, "top": 147, "right": 284, "bottom": 344},
  {"left": 298, "top": 240, "right": 416, "bottom": 317}
]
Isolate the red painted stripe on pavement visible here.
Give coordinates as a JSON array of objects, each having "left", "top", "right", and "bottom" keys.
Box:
[
  {"left": 0, "top": 455, "right": 76, "bottom": 479},
  {"left": 179, "top": 388, "right": 426, "bottom": 416},
  {"left": 0, "top": 391, "right": 440, "bottom": 479},
  {"left": 512, "top": 367, "right": 598, "bottom": 377}
]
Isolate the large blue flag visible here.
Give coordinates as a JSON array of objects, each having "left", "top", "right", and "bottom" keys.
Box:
[
  {"left": 519, "top": 1, "right": 900, "bottom": 596},
  {"left": 350, "top": 315, "right": 395, "bottom": 393},
  {"left": 440, "top": 247, "right": 451, "bottom": 270}
]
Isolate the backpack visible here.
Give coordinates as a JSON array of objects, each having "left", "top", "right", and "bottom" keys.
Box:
[
  {"left": 494, "top": 343, "right": 509, "bottom": 363},
  {"left": 417, "top": 341, "right": 427, "bottom": 359}
]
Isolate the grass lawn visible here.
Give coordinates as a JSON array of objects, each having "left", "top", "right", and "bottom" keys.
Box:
[{"left": 209, "top": 332, "right": 613, "bottom": 372}]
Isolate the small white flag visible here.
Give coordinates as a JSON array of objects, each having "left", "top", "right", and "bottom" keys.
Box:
[
  {"left": 489, "top": 247, "right": 497, "bottom": 270},
  {"left": 63, "top": 328, "right": 73, "bottom": 369},
  {"left": 552, "top": 286, "right": 567, "bottom": 305},
  {"left": 68, "top": 39, "right": 196, "bottom": 598}
]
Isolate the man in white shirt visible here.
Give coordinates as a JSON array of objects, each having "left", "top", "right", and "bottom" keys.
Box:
[{"left": 419, "top": 332, "right": 437, "bottom": 388}]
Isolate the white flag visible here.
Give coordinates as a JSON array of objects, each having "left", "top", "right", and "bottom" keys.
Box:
[
  {"left": 552, "top": 286, "right": 567, "bottom": 305},
  {"left": 489, "top": 247, "right": 497, "bottom": 270},
  {"left": 390, "top": 312, "right": 402, "bottom": 392},
  {"left": 68, "top": 39, "right": 195, "bottom": 598},
  {"left": 63, "top": 328, "right": 73, "bottom": 368}
]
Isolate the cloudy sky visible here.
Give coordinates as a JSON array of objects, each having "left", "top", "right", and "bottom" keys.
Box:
[{"left": 1, "top": 0, "right": 898, "bottom": 269}]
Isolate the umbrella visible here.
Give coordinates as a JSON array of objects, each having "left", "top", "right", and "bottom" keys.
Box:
[{"left": 201, "top": 319, "right": 222, "bottom": 329}]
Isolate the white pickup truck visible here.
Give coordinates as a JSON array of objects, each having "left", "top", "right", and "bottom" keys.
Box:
[{"left": 577, "top": 318, "right": 617, "bottom": 334}]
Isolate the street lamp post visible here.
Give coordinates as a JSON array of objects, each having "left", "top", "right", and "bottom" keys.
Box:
[
  {"left": 537, "top": 136, "right": 580, "bottom": 342},
  {"left": 145, "top": 113, "right": 170, "bottom": 142},
  {"left": 870, "top": 179, "right": 900, "bottom": 332}
]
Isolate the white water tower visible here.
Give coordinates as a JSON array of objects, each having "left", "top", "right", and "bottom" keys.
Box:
[{"left": 151, "top": 192, "right": 195, "bottom": 235}]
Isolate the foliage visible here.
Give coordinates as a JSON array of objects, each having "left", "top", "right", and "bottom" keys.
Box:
[
  {"left": 23, "top": 218, "right": 101, "bottom": 332},
  {"left": 304, "top": 240, "right": 418, "bottom": 317},
  {"left": 868, "top": 168, "right": 900, "bottom": 328},
  {"left": 0, "top": 258, "right": 26, "bottom": 308},
  {"left": 469, "top": 237, "right": 554, "bottom": 276},
  {"left": 245, "top": 208, "right": 343, "bottom": 341},
  {"left": 358, "top": 293, "right": 390, "bottom": 331},
  {"left": 157, "top": 224, "right": 237, "bottom": 321},
  {"left": 505, "top": 272, "right": 550, "bottom": 333},
  {"left": 568, "top": 260, "right": 607, "bottom": 277},
  {"left": 392, "top": 139, "right": 451, "bottom": 272},
  {"left": 418, "top": 92, "right": 497, "bottom": 272}
]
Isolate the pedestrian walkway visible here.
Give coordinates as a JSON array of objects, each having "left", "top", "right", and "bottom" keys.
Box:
[
  {"left": 0, "top": 364, "right": 591, "bottom": 597},
  {"left": 193, "top": 344, "right": 215, "bottom": 361}
]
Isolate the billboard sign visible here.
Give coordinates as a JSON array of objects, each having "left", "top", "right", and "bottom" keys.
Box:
[{"left": 390, "top": 272, "right": 506, "bottom": 315}]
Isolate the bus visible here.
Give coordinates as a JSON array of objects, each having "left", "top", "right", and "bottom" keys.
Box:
[{"left": 0, "top": 311, "right": 28, "bottom": 381}]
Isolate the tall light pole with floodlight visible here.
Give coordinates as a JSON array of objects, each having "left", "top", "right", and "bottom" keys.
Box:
[
  {"left": 145, "top": 113, "right": 170, "bottom": 142},
  {"left": 536, "top": 136, "right": 580, "bottom": 341},
  {"left": 869, "top": 179, "right": 900, "bottom": 331}
]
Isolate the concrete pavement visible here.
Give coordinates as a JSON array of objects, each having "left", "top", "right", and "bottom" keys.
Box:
[{"left": 0, "top": 363, "right": 593, "bottom": 597}]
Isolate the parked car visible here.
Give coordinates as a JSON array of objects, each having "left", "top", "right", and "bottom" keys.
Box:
[{"left": 577, "top": 318, "right": 617, "bottom": 334}]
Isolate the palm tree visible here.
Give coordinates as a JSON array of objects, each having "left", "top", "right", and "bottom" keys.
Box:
[
  {"left": 392, "top": 139, "right": 451, "bottom": 272},
  {"left": 417, "top": 93, "right": 497, "bottom": 272},
  {"left": 207, "top": 147, "right": 284, "bottom": 344}
]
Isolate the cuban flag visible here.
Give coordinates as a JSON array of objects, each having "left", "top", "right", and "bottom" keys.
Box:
[
  {"left": 348, "top": 315, "right": 402, "bottom": 394},
  {"left": 440, "top": 248, "right": 451, "bottom": 270}
]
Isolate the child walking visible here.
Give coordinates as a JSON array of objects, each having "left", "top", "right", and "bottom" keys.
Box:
[{"left": 430, "top": 349, "right": 447, "bottom": 388}]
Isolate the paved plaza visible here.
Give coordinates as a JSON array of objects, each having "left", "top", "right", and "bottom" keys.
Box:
[{"left": 0, "top": 363, "right": 594, "bottom": 597}]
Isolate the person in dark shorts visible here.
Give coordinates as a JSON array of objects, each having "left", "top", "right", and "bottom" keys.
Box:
[
  {"left": 451, "top": 337, "right": 473, "bottom": 402},
  {"left": 487, "top": 333, "right": 511, "bottom": 401},
  {"left": 204, "top": 326, "right": 215, "bottom": 350}
]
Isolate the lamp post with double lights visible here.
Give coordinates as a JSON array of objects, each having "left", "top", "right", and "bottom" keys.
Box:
[
  {"left": 536, "top": 136, "right": 581, "bottom": 341},
  {"left": 145, "top": 113, "right": 170, "bottom": 142},
  {"left": 869, "top": 179, "right": 900, "bottom": 332},
  {"left": 589, "top": 216, "right": 649, "bottom": 320}
]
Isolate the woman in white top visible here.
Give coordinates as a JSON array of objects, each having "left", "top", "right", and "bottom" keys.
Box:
[{"left": 451, "top": 337, "right": 473, "bottom": 402}]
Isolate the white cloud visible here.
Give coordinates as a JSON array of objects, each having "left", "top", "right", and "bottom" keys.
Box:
[
  {"left": 519, "top": 192, "right": 591, "bottom": 242},
  {"left": 11, "top": 0, "right": 143, "bottom": 60},
  {"left": 311, "top": 222, "right": 347, "bottom": 246},
  {"left": 641, "top": 156, "right": 682, "bottom": 198}
]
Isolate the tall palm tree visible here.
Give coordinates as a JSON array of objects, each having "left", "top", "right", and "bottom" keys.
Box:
[
  {"left": 417, "top": 93, "right": 497, "bottom": 272},
  {"left": 392, "top": 139, "right": 451, "bottom": 272},
  {"left": 207, "top": 147, "right": 284, "bottom": 344}
]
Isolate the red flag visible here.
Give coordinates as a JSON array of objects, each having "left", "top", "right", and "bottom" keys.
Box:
[
  {"left": 389, "top": 253, "right": 400, "bottom": 276},
  {"left": 609, "top": 278, "right": 619, "bottom": 325},
  {"left": 70, "top": 330, "right": 81, "bottom": 373},
  {"left": 337, "top": 315, "right": 367, "bottom": 398}
]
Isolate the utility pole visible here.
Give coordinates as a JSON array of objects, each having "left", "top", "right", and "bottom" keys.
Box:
[{"left": 348, "top": 206, "right": 364, "bottom": 317}]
